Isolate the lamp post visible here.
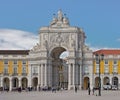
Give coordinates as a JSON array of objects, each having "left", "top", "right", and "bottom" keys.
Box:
[{"left": 95, "top": 54, "right": 104, "bottom": 96}]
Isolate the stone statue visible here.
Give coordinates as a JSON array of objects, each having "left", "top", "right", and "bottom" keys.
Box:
[
  {"left": 50, "top": 15, "right": 57, "bottom": 25},
  {"left": 57, "top": 9, "right": 63, "bottom": 21},
  {"left": 63, "top": 17, "right": 69, "bottom": 25}
]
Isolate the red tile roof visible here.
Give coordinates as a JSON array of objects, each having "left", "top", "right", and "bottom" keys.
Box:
[
  {"left": 0, "top": 50, "right": 30, "bottom": 55},
  {"left": 93, "top": 49, "right": 120, "bottom": 55}
]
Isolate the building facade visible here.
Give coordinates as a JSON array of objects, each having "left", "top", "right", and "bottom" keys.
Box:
[{"left": 0, "top": 10, "right": 120, "bottom": 91}]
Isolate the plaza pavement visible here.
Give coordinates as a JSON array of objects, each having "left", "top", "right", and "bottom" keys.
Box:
[{"left": 0, "top": 90, "right": 120, "bottom": 100}]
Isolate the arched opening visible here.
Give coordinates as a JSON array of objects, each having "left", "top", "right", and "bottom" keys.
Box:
[
  {"left": 51, "top": 47, "right": 69, "bottom": 89},
  {"left": 112, "top": 77, "right": 118, "bottom": 86},
  {"left": 103, "top": 77, "right": 110, "bottom": 85},
  {"left": 12, "top": 77, "right": 19, "bottom": 90},
  {"left": 32, "top": 77, "right": 38, "bottom": 90},
  {"left": 3, "top": 77, "right": 9, "bottom": 91},
  {"left": 95, "top": 77, "right": 100, "bottom": 88},
  {"left": 83, "top": 77, "right": 89, "bottom": 90},
  {"left": 21, "top": 77, "right": 28, "bottom": 90}
]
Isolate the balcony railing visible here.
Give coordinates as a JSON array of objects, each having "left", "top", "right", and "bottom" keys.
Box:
[
  {"left": 95, "top": 72, "right": 99, "bottom": 75},
  {"left": 3, "top": 73, "right": 9, "bottom": 76},
  {"left": 104, "top": 72, "right": 109, "bottom": 75},
  {"left": 112, "top": 72, "right": 118, "bottom": 75},
  {"left": 22, "top": 73, "right": 27, "bottom": 76},
  {"left": 12, "top": 73, "right": 18, "bottom": 76},
  {"left": 32, "top": 73, "right": 38, "bottom": 76},
  {"left": 84, "top": 72, "right": 89, "bottom": 75}
]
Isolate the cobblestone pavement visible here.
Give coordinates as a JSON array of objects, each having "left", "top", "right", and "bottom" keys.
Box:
[{"left": 0, "top": 90, "right": 120, "bottom": 100}]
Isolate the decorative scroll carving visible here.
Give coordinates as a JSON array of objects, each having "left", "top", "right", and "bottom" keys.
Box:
[{"left": 31, "top": 43, "right": 41, "bottom": 52}]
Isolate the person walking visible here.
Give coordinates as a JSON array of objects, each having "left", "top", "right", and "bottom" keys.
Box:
[
  {"left": 92, "top": 87, "right": 95, "bottom": 95},
  {"left": 75, "top": 86, "right": 77, "bottom": 93},
  {"left": 88, "top": 88, "right": 91, "bottom": 95}
]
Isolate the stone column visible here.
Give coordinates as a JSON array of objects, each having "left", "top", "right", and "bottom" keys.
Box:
[
  {"left": 79, "top": 64, "right": 83, "bottom": 89},
  {"left": 101, "top": 76, "right": 103, "bottom": 90},
  {"left": 9, "top": 78, "right": 12, "bottom": 91},
  {"left": 68, "top": 64, "right": 72, "bottom": 89},
  {"left": 109, "top": 76, "right": 112, "bottom": 85},
  {"left": 75, "top": 64, "right": 79, "bottom": 87},
  {"left": 19, "top": 78, "right": 21, "bottom": 87},
  {"left": 44, "top": 64, "right": 47, "bottom": 86},
  {"left": 118, "top": 77, "right": 120, "bottom": 89},
  {"left": 0, "top": 77, "right": 2, "bottom": 87},
  {"left": 28, "top": 64, "right": 32, "bottom": 87},
  {"left": 72, "top": 64, "right": 75, "bottom": 86},
  {"left": 89, "top": 64, "right": 94, "bottom": 90},
  {"left": 41, "top": 64, "right": 43, "bottom": 86},
  {"left": 47, "top": 62, "right": 52, "bottom": 87},
  {"left": 38, "top": 65, "right": 41, "bottom": 88}
]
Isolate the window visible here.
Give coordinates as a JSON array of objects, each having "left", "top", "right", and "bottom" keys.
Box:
[
  {"left": 96, "top": 60, "right": 99, "bottom": 64},
  {"left": 113, "top": 66, "right": 117, "bottom": 73},
  {"left": 105, "top": 60, "right": 108, "bottom": 65},
  {"left": 22, "top": 66, "right": 26, "bottom": 73},
  {"left": 104, "top": 66, "right": 109, "bottom": 73},
  {"left": 96, "top": 65, "right": 99, "bottom": 73},
  {"left": 4, "top": 67, "right": 8, "bottom": 74},
  {"left": 84, "top": 66, "right": 89, "bottom": 73},
  {"left": 13, "top": 67, "right": 17, "bottom": 74},
  {"left": 13, "top": 60, "right": 17, "bottom": 65},
  {"left": 4, "top": 60, "right": 8, "bottom": 64},
  {"left": 113, "top": 60, "right": 117, "bottom": 65},
  {"left": 32, "top": 67, "right": 38, "bottom": 74},
  {"left": 22, "top": 60, "right": 26, "bottom": 65}
]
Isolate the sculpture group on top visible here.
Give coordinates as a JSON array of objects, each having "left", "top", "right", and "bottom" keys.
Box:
[{"left": 50, "top": 10, "right": 70, "bottom": 27}]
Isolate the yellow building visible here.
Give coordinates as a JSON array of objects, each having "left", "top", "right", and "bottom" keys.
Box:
[
  {"left": 93, "top": 49, "right": 120, "bottom": 89},
  {"left": 0, "top": 50, "right": 29, "bottom": 91}
]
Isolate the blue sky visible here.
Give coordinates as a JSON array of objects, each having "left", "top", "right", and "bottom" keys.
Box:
[{"left": 0, "top": 0, "right": 120, "bottom": 50}]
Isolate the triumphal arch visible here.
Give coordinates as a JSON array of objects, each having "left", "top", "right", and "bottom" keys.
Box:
[{"left": 28, "top": 10, "right": 93, "bottom": 90}]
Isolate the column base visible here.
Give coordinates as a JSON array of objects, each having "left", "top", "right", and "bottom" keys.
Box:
[{"left": 68, "top": 85, "right": 76, "bottom": 90}]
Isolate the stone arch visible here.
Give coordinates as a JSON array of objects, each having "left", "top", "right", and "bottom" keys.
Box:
[
  {"left": 50, "top": 46, "right": 68, "bottom": 54},
  {"left": 32, "top": 77, "right": 38, "bottom": 90},
  {"left": 112, "top": 77, "right": 118, "bottom": 86},
  {"left": 21, "top": 77, "right": 28, "bottom": 90},
  {"left": 12, "top": 77, "right": 19, "bottom": 90},
  {"left": 83, "top": 77, "right": 89, "bottom": 90},
  {"left": 95, "top": 77, "right": 100, "bottom": 88},
  {"left": 50, "top": 47, "right": 68, "bottom": 89},
  {"left": 103, "top": 77, "right": 110, "bottom": 85},
  {"left": 3, "top": 77, "right": 10, "bottom": 91}
]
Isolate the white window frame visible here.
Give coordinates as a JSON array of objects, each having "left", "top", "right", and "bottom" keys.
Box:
[
  {"left": 4, "top": 66, "right": 8, "bottom": 74},
  {"left": 104, "top": 65, "right": 109, "bottom": 73},
  {"left": 113, "top": 60, "right": 117, "bottom": 65},
  {"left": 96, "top": 65, "right": 99, "bottom": 73},
  {"left": 113, "top": 66, "right": 117, "bottom": 73},
  {"left": 22, "top": 66, "right": 26, "bottom": 73},
  {"left": 13, "top": 66, "right": 18, "bottom": 74},
  {"left": 105, "top": 60, "right": 108, "bottom": 65}
]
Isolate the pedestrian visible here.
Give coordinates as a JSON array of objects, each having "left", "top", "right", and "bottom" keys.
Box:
[
  {"left": 39, "top": 86, "right": 41, "bottom": 91},
  {"left": 75, "top": 86, "right": 77, "bottom": 93},
  {"left": 88, "top": 88, "right": 91, "bottom": 95},
  {"left": 92, "top": 87, "right": 95, "bottom": 95}
]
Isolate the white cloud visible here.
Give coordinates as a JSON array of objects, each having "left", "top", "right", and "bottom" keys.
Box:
[
  {"left": 117, "top": 38, "right": 120, "bottom": 42},
  {"left": 85, "top": 43, "right": 120, "bottom": 51},
  {"left": 0, "top": 29, "right": 38, "bottom": 50}
]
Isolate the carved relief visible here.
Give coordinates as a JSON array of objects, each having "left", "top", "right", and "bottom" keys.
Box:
[
  {"left": 31, "top": 43, "right": 41, "bottom": 52},
  {"left": 43, "top": 34, "right": 48, "bottom": 40}
]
